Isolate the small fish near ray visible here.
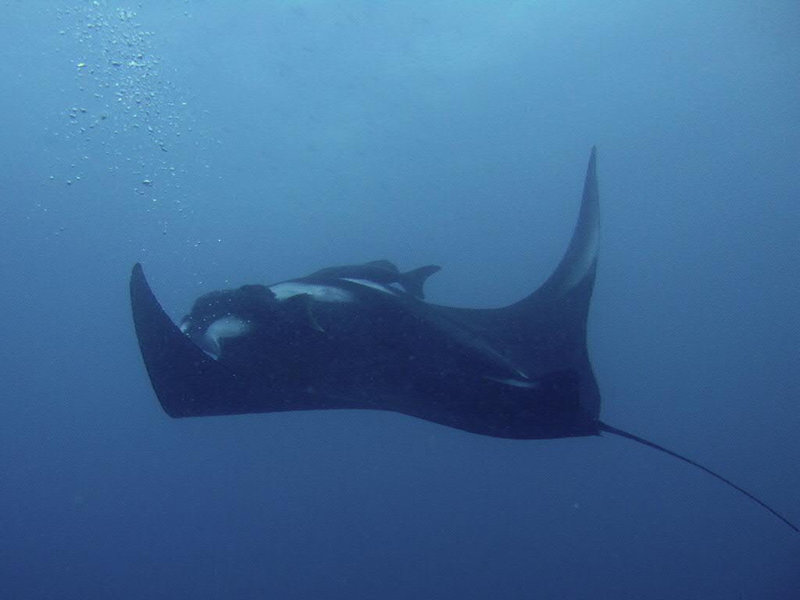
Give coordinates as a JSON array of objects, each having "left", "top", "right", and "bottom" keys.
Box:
[{"left": 130, "top": 148, "right": 797, "bottom": 534}]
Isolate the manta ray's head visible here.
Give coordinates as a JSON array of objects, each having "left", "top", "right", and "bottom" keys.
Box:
[{"left": 179, "top": 284, "right": 276, "bottom": 359}]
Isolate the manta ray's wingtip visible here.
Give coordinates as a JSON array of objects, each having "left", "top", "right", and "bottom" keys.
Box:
[
  {"left": 536, "top": 146, "right": 600, "bottom": 296},
  {"left": 131, "top": 263, "right": 148, "bottom": 288},
  {"left": 585, "top": 145, "right": 598, "bottom": 194},
  {"left": 584, "top": 146, "right": 597, "bottom": 181}
]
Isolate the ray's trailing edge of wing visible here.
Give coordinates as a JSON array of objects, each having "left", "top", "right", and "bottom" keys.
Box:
[{"left": 599, "top": 421, "right": 799, "bottom": 533}]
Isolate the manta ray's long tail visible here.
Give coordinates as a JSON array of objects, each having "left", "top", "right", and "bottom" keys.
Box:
[{"left": 598, "top": 421, "right": 798, "bottom": 534}]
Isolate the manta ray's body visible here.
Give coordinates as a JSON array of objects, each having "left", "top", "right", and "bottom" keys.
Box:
[{"left": 130, "top": 149, "right": 797, "bottom": 533}]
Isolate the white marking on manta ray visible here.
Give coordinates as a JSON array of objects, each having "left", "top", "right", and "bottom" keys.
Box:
[
  {"left": 570, "top": 227, "right": 599, "bottom": 289},
  {"left": 339, "top": 278, "right": 399, "bottom": 295},
  {"left": 484, "top": 375, "right": 541, "bottom": 389},
  {"left": 203, "top": 315, "right": 251, "bottom": 358},
  {"left": 269, "top": 282, "right": 354, "bottom": 303},
  {"left": 560, "top": 215, "right": 600, "bottom": 293}
]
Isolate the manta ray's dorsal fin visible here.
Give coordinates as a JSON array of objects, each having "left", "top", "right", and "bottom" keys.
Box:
[
  {"left": 399, "top": 265, "right": 441, "bottom": 299},
  {"left": 305, "top": 260, "right": 440, "bottom": 299},
  {"left": 599, "top": 421, "right": 799, "bottom": 534}
]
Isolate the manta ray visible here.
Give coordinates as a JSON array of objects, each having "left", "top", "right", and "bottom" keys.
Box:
[{"left": 130, "top": 148, "right": 797, "bottom": 534}]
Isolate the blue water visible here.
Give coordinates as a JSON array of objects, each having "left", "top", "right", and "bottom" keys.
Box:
[{"left": 2, "top": 2, "right": 798, "bottom": 598}]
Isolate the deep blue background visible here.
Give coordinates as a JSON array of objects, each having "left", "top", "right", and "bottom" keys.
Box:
[{"left": 1, "top": 2, "right": 798, "bottom": 598}]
